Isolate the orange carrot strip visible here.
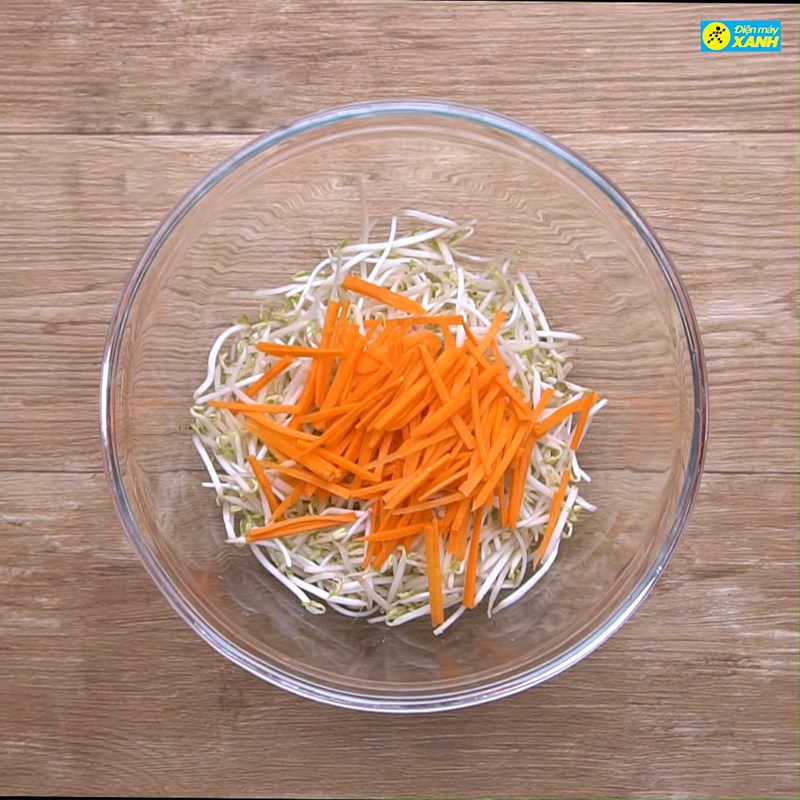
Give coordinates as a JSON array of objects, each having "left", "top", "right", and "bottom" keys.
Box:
[
  {"left": 440, "top": 323, "right": 456, "bottom": 349},
  {"left": 534, "top": 396, "right": 589, "bottom": 438},
  {"left": 295, "top": 401, "right": 363, "bottom": 426},
  {"left": 367, "top": 430, "right": 459, "bottom": 472},
  {"left": 454, "top": 511, "right": 471, "bottom": 563},
  {"left": 532, "top": 387, "right": 555, "bottom": 419},
  {"left": 245, "top": 356, "right": 293, "bottom": 398},
  {"left": 418, "top": 463, "right": 471, "bottom": 501},
  {"left": 255, "top": 343, "right": 344, "bottom": 357},
  {"left": 349, "top": 478, "right": 403, "bottom": 499},
  {"left": 471, "top": 421, "right": 533, "bottom": 509},
  {"left": 252, "top": 512, "right": 357, "bottom": 536},
  {"left": 448, "top": 499, "right": 471, "bottom": 556},
  {"left": 457, "top": 409, "right": 513, "bottom": 498},
  {"left": 507, "top": 430, "right": 537, "bottom": 528},
  {"left": 374, "top": 431, "right": 396, "bottom": 478},
  {"left": 247, "top": 454, "right": 279, "bottom": 513},
  {"left": 476, "top": 309, "right": 507, "bottom": 355},
  {"left": 313, "top": 300, "right": 342, "bottom": 406},
  {"left": 412, "top": 362, "right": 502, "bottom": 439},
  {"left": 438, "top": 499, "right": 463, "bottom": 540},
  {"left": 372, "top": 373, "right": 431, "bottom": 430},
  {"left": 497, "top": 474, "right": 509, "bottom": 526},
  {"left": 242, "top": 419, "right": 336, "bottom": 480},
  {"left": 426, "top": 434, "right": 465, "bottom": 468},
  {"left": 351, "top": 376, "right": 406, "bottom": 431},
  {"left": 371, "top": 540, "right": 398, "bottom": 570},
  {"left": 469, "top": 361, "right": 491, "bottom": 473},
  {"left": 268, "top": 463, "right": 352, "bottom": 498},
  {"left": 445, "top": 354, "right": 474, "bottom": 398},
  {"left": 237, "top": 412, "right": 318, "bottom": 442},
  {"left": 401, "top": 445, "right": 423, "bottom": 479},
  {"left": 389, "top": 492, "right": 465, "bottom": 515},
  {"left": 321, "top": 328, "right": 364, "bottom": 412},
  {"left": 353, "top": 349, "right": 384, "bottom": 375},
  {"left": 359, "top": 523, "right": 432, "bottom": 543},
  {"left": 534, "top": 468, "right": 572, "bottom": 565},
  {"left": 481, "top": 339, "right": 534, "bottom": 418},
  {"left": 384, "top": 383, "right": 440, "bottom": 432},
  {"left": 425, "top": 519, "right": 444, "bottom": 627},
  {"left": 463, "top": 506, "right": 486, "bottom": 608},
  {"left": 419, "top": 347, "right": 477, "bottom": 451},
  {"left": 299, "top": 398, "right": 373, "bottom": 453},
  {"left": 317, "top": 444, "right": 378, "bottom": 484},
  {"left": 287, "top": 359, "right": 318, "bottom": 429},
  {"left": 345, "top": 362, "right": 394, "bottom": 402},
  {"left": 247, "top": 512, "right": 357, "bottom": 542},
  {"left": 382, "top": 452, "right": 454, "bottom": 509},
  {"left": 342, "top": 274, "right": 426, "bottom": 315},
  {"left": 208, "top": 399, "right": 300, "bottom": 414},
  {"left": 269, "top": 485, "right": 303, "bottom": 523},
  {"left": 490, "top": 398, "right": 510, "bottom": 445},
  {"left": 570, "top": 391, "right": 599, "bottom": 450},
  {"left": 404, "top": 331, "right": 441, "bottom": 357}
]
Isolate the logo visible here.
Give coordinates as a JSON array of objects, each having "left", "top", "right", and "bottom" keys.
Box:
[
  {"left": 702, "top": 22, "right": 730, "bottom": 50},
  {"left": 700, "top": 19, "right": 781, "bottom": 52}
]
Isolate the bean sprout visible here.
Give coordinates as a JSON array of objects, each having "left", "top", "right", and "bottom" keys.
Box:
[{"left": 191, "top": 212, "right": 603, "bottom": 633}]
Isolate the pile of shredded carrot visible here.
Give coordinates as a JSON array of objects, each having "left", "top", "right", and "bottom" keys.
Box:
[{"left": 209, "top": 275, "right": 597, "bottom": 627}]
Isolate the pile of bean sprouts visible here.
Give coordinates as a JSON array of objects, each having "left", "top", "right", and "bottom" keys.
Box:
[{"left": 190, "top": 210, "right": 605, "bottom": 634}]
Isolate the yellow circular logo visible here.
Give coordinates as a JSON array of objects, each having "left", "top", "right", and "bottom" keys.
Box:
[{"left": 703, "top": 21, "right": 730, "bottom": 50}]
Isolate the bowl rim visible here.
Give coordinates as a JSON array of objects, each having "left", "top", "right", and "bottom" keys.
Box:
[{"left": 99, "top": 99, "right": 709, "bottom": 713}]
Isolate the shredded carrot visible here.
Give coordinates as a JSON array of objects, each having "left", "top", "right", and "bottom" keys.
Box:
[
  {"left": 424, "top": 519, "right": 444, "bottom": 627},
  {"left": 209, "top": 399, "right": 300, "bottom": 414},
  {"left": 451, "top": 499, "right": 472, "bottom": 560},
  {"left": 238, "top": 413, "right": 318, "bottom": 443},
  {"left": 463, "top": 505, "right": 486, "bottom": 608},
  {"left": 247, "top": 512, "right": 357, "bottom": 542},
  {"left": 349, "top": 478, "right": 403, "bottom": 499},
  {"left": 359, "top": 522, "right": 432, "bottom": 543},
  {"left": 570, "top": 391, "right": 598, "bottom": 450},
  {"left": 534, "top": 395, "right": 587, "bottom": 438},
  {"left": 382, "top": 452, "right": 453, "bottom": 509},
  {"left": 534, "top": 468, "right": 572, "bottom": 565},
  {"left": 295, "top": 401, "right": 363, "bottom": 425},
  {"left": 247, "top": 455, "right": 279, "bottom": 513},
  {"left": 224, "top": 275, "right": 593, "bottom": 627},
  {"left": 507, "top": 435, "right": 535, "bottom": 529},
  {"left": 342, "top": 274, "right": 426, "bottom": 314},
  {"left": 255, "top": 343, "right": 345, "bottom": 358},
  {"left": 477, "top": 309, "right": 507, "bottom": 355},
  {"left": 245, "top": 356, "right": 293, "bottom": 398},
  {"left": 269, "top": 485, "right": 303, "bottom": 523},
  {"left": 268, "top": 463, "right": 353, "bottom": 498},
  {"left": 412, "top": 362, "right": 502, "bottom": 439},
  {"left": 497, "top": 474, "right": 509, "bottom": 526},
  {"left": 389, "top": 492, "right": 465, "bottom": 515},
  {"left": 318, "top": 444, "right": 379, "bottom": 484},
  {"left": 418, "top": 464, "right": 471, "bottom": 501},
  {"left": 469, "top": 361, "right": 491, "bottom": 473},
  {"left": 471, "top": 421, "right": 532, "bottom": 509}
]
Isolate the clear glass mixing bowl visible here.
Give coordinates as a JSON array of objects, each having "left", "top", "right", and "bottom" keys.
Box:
[{"left": 100, "top": 101, "right": 708, "bottom": 712}]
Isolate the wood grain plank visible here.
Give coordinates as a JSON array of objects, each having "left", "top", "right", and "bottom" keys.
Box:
[
  {"left": 0, "top": 3, "right": 798, "bottom": 796},
  {"left": 0, "top": 2, "right": 796, "bottom": 135},
  {"left": 0, "top": 471, "right": 796, "bottom": 798},
  {"left": 0, "top": 133, "right": 796, "bottom": 474}
]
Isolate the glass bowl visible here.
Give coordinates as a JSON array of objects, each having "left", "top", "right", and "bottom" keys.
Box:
[{"left": 100, "top": 101, "right": 707, "bottom": 712}]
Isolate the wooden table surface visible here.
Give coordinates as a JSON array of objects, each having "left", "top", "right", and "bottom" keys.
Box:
[{"left": 1, "top": 2, "right": 798, "bottom": 797}]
